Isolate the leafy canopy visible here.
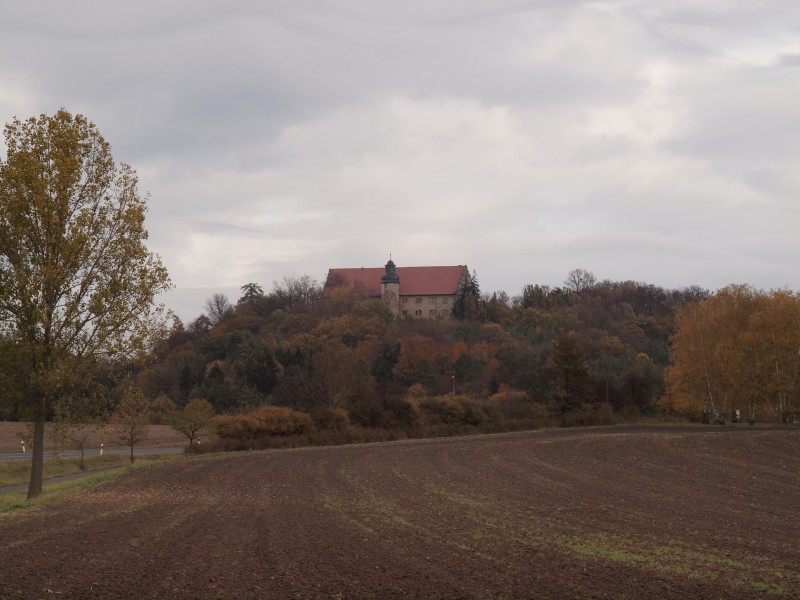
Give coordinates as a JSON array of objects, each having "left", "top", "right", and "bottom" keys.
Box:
[
  {"left": 0, "top": 109, "right": 171, "bottom": 365},
  {"left": 0, "top": 108, "right": 171, "bottom": 497}
]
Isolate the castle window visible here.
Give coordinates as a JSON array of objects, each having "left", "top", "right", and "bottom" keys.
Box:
[
  {"left": 430, "top": 297, "right": 437, "bottom": 304},
  {"left": 414, "top": 309, "right": 422, "bottom": 316},
  {"left": 402, "top": 310, "right": 408, "bottom": 316},
  {"left": 401, "top": 297, "right": 408, "bottom": 304},
  {"left": 416, "top": 297, "right": 423, "bottom": 304},
  {"left": 441, "top": 296, "right": 450, "bottom": 305},
  {"left": 429, "top": 309, "right": 437, "bottom": 316}
]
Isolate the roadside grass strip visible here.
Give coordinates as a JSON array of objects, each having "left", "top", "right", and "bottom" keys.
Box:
[
  {"left": 0, "top": 454, "right": 181, "bottom": 515},
  {"left": 0, "top": 470, "right": 123, "bottom": 515},
  {"left": 0, "top": 453, "right": 179, "bottom": 488}
]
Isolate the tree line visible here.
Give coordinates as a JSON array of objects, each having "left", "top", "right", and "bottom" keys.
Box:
[
  {"left": 667, "top": 285, "right": 800, "bottom": 424},
  {"left": 109, "top": 271, "right": 711, "bottom": 431}
]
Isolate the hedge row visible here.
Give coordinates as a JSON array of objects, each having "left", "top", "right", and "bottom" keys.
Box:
[{"left": 205, "top": 391, "right": 621, "bottom": 452}]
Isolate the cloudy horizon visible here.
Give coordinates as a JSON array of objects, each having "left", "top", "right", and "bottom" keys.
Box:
[{"left": 2, "top": 1, "right": 799, "bottom": 321}]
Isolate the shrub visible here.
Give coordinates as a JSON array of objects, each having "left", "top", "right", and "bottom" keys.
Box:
[
  {"left": 419, "top": 395, "right": 487, "bottom": 426},
  {"left": 214, "top": 413, "right": 260, "bottom": 440},
  {"left": 407, "top": 383, "right": 427, "bottom": 398},
  {"left": 419, "top": 396, "right": 457, "bottom": 424},
  {"left": 149, "top": 393, "right": 178, "bottom": 425},
  {"left": 459, "top": 397, "right": 488, "bottom": 426},
  {"left": 490, "top": 389, "right": 533, "bottom": 419},
  {"left": 311, "top": 407, "right": 350, "bottom": 431},
  {"left": 384, "top": 397, "right": 422, "bottom": 429},
  {"left": 250, "top": 405, "right": 314, "bottom": 436},
  {"left": 215, "top": 405, "right": 314, "bottom": 443},
  {"left": 486, "top": 389, "right": 553, "bottom": 430}
]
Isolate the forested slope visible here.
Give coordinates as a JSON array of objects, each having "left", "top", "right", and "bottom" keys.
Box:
[{"left": 131, "top": 276, "right": 709, "bottom": 430}]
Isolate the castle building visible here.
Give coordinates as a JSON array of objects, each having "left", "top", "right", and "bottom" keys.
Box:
[{"left": 324, "top": 260, "right": 470, "bottom": 318}]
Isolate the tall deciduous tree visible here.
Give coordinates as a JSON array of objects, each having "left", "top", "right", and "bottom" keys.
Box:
[
  {"left": 272, "top": 275, "right": 322, "bottom": 312},
  {"left": 750, "top": 289, "right": 800, "bottom": 422},
  {"left": 0, "top": 110, "right": 170, "bottom": 498},
  {"left": 667, "top": 285, "right": 800, "bottom": 423},
  {"left": 667, "top": 286, "right": 758, "bottom": 421}
]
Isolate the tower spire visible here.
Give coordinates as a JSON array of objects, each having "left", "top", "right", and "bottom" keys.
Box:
[{"left": 381, "top": 256, "right": 400, "bottom": 315}]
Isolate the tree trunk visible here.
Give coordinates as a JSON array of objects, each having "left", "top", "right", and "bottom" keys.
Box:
[
  {"left": 27, "top": 396, "right": 47, "bottom": 499},
  {"left": 129, "top": 443, "right": 134, "bottom": 464}
]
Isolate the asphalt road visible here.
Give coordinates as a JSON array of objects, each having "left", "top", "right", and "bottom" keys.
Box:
[{"left": 0, "top": 447, "right": 184, "bottom": 462}]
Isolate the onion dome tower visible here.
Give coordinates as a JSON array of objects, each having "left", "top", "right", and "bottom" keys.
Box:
[{"left": 380, "top": 257, "right": 401, "bottom": 315}]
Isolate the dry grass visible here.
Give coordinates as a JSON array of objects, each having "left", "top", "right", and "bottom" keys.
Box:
[
  {"left": 0, "top": 453, "right": 181, "bottom": 488},
  {"left": 0, "top": 422, "right": 185, "bottom": 453},
  {"left": 0, "top": 455, "right": 180, "bottom": 514}
]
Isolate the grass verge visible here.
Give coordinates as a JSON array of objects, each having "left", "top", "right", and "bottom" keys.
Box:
[
  {"left": 0, "top": 453, "right": 178, "bottom": 488},
  {"left": 0, "top": 454, "right": 180, "bottom": 514}
]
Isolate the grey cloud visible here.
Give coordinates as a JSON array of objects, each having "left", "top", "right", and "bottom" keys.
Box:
[
  {"left": 779, "top": 54, "right": 800, "bottom": 66},
  {"left": 669, "top": 70, "right": 799, "bottom": 164},
  {"left": 2, "top": 1, "right": 800, "bottom": 321}
]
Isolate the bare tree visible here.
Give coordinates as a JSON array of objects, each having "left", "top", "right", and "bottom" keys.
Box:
[
  {"left": 564, "top": 268, "right": 597, "bottom": 295},
  {"left": 70, "top": 421, "right": 96, "bottom": 471},
  {"left": 113, "top": 380, "right": 151, "bottom": 463},
  {"left": 204, "top": 293, "right": 232, "bottom": 325},
  {"left": 272, "top": 275, "right": 322, "bottom": 312}
]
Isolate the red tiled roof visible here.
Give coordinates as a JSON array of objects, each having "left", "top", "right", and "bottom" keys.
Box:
[{"left": 325, "top": 266, "right": 468, "bottom": 297}]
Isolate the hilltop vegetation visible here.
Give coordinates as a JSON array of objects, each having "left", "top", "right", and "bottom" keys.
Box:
[
  {"left": 5, "top": 268, "right": 800, "bottom": 445},
  {"left": 126, "top": 273, "right": 710, "bottom": 439}
]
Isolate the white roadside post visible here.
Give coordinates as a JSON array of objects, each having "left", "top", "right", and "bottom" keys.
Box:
[
  {"left": 21, "top": 439, "right": 26, "bottom": 453},
  {"left": 100, "top": 442, "right": 104, "bottom": 456}
]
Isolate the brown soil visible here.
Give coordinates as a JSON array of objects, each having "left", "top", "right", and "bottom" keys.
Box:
[
  {"left": 1, "top": 425, "right": 798, "bottom": 599},
  {"left": 0, "top": 422, "right": 184, "bottom": 453}
]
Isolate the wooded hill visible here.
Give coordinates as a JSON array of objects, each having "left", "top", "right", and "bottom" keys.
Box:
[
  {"left": 5, "top": 272, "right": 799, "bottom": 434},
  {"left": 130, "top": 273, "right": 712, "bottom": 430}
]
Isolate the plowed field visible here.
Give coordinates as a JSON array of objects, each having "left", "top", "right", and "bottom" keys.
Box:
[{"left": 1, "top": 426, "right": 798, "bottom": 599}]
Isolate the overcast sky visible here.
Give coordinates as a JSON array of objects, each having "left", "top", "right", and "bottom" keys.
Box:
[{"left": 2, "top": 1, "right": 799, "bottom": 321}]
